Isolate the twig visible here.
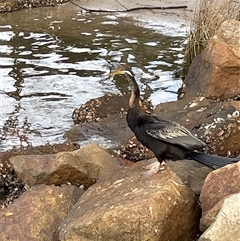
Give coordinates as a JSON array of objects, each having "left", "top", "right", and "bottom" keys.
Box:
[
  {"left": 70, "top": 1, "right": 187, "bottom": 13},
  {"left": 115, "top": 0, "right": 129, "bottom": 11}
]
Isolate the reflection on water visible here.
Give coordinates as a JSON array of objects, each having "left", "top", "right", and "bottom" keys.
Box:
[{"left": 0, "top": 4, "right": 185, "bottom": 150}]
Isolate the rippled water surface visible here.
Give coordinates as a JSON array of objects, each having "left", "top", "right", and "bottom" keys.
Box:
[{"left": 0, "top": 4, "right": 186, "bottom": 150}]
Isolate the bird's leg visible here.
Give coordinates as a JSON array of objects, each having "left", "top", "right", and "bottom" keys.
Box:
[
  {"left": 144, "top": 160, "right": 166, "bottom": 170},
  {"left": 141, "top": 160, "right": 166, "bottom": 179}
]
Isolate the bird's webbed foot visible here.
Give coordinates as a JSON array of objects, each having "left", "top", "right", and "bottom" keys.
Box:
[{"left": 141, "top": 160, "right": 166, "bottom": 179}]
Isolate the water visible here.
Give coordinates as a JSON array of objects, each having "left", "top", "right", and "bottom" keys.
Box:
[{"left": 0, "top": 4, "right": 186, "bottom": 150}]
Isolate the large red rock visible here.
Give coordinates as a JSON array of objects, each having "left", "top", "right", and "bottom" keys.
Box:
[
  {"left": 59, "top": 161, "right": 200, "bottom": 241},
  {"left": 183, "top": 19, "right": 240, "bottom": 100}
]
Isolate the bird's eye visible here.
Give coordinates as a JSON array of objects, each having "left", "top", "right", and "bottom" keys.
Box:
[{"left": 123, "top": 70, "right": 133, "bottom": 77}]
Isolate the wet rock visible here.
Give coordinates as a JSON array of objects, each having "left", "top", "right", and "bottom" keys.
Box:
[
  {"left": 119, "top": 135, "right": 154, "bottom": 161},
  {"left": 182, "top": 19, "right": 240, "bottom": 101},
  {"left": 0, "top": 184, "right": 83, "bottom": 241},
  {"left": 58, "top": 161, "right": 200, "bottom": 241},
  {"left": 66, "top": 112, "right": 132, "bottom": 150},
  {"left": 10, "top": 143, "right": 120, "bottom": 188},
  {"left": 0, "top": 152, "right": 26, "bottom": 208},
  {"left": 0, "top": 169, "right": 27, "bottom": 209},
  {"left": 72, "top": 93, "right": 126, "bottom": 124},
  {"left": 199, "top": 162, "right": 240, "bottom": 231},
  {"left": 198, "top": 193, "right": 240, "bottom": 241},
  {"left": 72, "top": 93, "right": 152, "bottom": 124},
  {"left": 0, "top": 0, "right": 69, "bottom": 13}
]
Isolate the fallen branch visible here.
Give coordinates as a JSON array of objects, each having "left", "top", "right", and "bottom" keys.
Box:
[
  {"left": 115, "top": 0, "right": 128, "bottom": 11},
  {"left": 70, "top": 1, "right": 187, "bottom": 13}
]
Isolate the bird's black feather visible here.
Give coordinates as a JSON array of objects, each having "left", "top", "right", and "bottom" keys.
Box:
[
  {"left": 187, "top": 152, "right": 239, "bottom": 168},
  {"left": 144, "top": 115, "right": 206, "bottom": 151}
]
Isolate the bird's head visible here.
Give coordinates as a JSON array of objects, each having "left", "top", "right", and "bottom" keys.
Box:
[
  {"left": 109, "top": 65, "right": 134, "bottom": 79},
  {"left": 109, "top": 64, "right": 140, "bottom": 108}
]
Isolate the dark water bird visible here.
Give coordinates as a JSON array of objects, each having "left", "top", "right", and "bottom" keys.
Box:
[{"left": 110, "top": 65, "right": 239, "bottom": 178}]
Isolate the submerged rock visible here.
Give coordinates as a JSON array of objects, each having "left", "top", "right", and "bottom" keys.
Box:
[
  {"left": 72, "top": 93, "right": 153, "bottom": 124},
  {"left": 58, "top": 161, "right": 200, "bottom": 241}
]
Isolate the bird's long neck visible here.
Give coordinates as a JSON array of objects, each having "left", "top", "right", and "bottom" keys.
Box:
[{"left": 126, "top": 74, "right": 140, "bottom": 108}]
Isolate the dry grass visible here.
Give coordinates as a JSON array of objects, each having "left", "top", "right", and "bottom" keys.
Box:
[{"left": 182, "top": 0, "right": 240, "bottom": 77}]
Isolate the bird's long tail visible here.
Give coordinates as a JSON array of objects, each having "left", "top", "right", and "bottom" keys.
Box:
[{"left": 187, "top": 152, "right": 239, "bottom": 169}]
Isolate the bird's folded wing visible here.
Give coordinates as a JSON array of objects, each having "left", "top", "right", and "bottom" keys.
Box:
[{"left": 145, "top": 118, "right": 206, "bottom": 151}]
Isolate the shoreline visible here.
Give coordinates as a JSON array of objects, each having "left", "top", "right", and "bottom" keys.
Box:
[{"left": 1, "top": 0, "right": 200, "bottom": 24}]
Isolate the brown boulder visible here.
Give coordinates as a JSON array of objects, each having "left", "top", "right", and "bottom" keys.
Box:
[
  {"left": 10, "top": 143, "right": 120, "bottom": 188},
  {"left": 0, "top": 184, "right": 83, "bottom": 241},
  {"left": 183, "top": 19, "right": 240, "bottom": 100},
  {"left": 59, "top": 161, "right": 200, "bottom": 241},
  {"left": 200, "top": 162, "right": 240, "bottom": 231},
  {"left": 200, "top": 162, "right": 240, "bottom": 213},
  {"left": 0, "top": 142, "right": 80, "bottom": 207}
]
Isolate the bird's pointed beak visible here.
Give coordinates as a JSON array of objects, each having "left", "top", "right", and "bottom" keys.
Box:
[{"left": 109, "top": 69, "right": 124, "bottom": 76}]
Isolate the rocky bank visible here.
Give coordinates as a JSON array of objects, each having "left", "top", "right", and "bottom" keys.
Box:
[{"left": 0, "top": 7, "right": 240, "bottom": 241}]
